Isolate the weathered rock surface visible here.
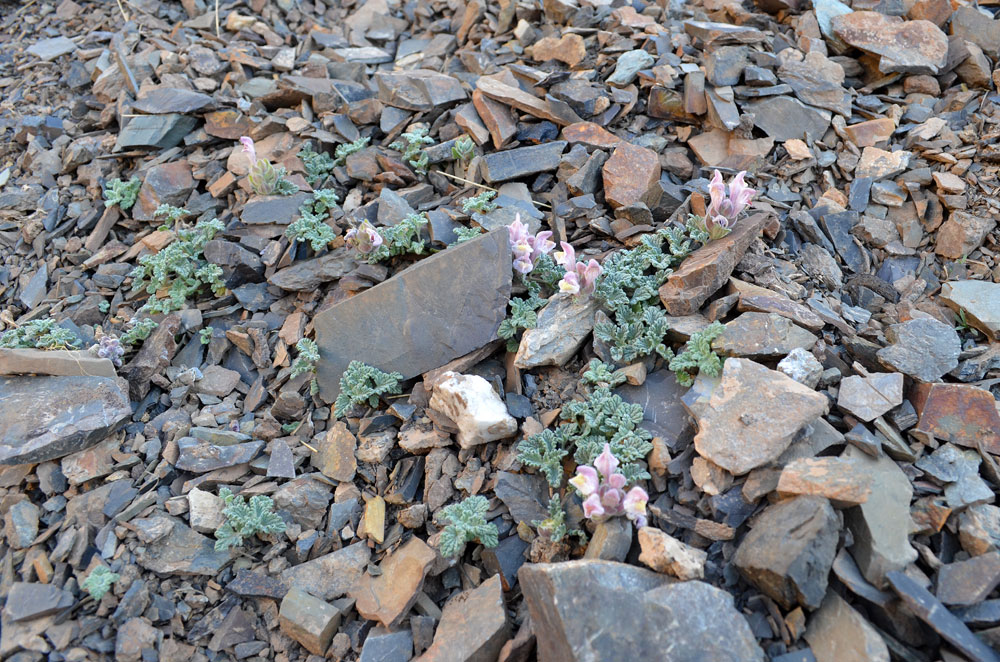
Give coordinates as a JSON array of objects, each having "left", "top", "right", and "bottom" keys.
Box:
[
  {"left": 429, "top": 372, "right": 517, "bottom": 447},
  {"left": 660, "top": 213, "right": 770, "bottom": 315},
  {"left": 940, "top": 280, "right": 1000, "bottom": 340},
  {"left": 281, "top": 542, "right": 371, "bottom": 601},
  {"left": 836, "top": 372, "right": 904, "bottom": 422},
  {"left": 832, "top": 11, "right": 947, "bottom": 74},
  {"left": 520, "top": 560, "right": 763, "bottom": 662},
  {"left": 602, "top": 142, "right": 661, "bottom": 209},
  {"left": 734, "top": 496, "right": 839, "bottom": 610},
  {"left": 416, "top": 575, "right": 509, "bottom": 662},
  {"left": 910, "top": 382, "right": 1000, "bottom": 454},
  {"left": 686, "top": 358, "right": 829, "bottom": 475},
  {"left": 0, "top": 348, "right": 116, "bottom": 378},
  {"left": 279, "top": 588, "right": 342, "bottom": 656},
  {"left": 0, "top": 375, "right": 130, "bottom": 465},
  {"left": 877, "top": 318, "right": 960, "bottom": 382},
  {"left": 135, "top": 516, "right": 231, "bottom": 576},
  {"left": 777, "top": 457, "right": 873, "bottom": 507},
  {"left": 637, "top": 526, "right": 706, "bottom": 580},
  {"left": 805, "top": 591, "right": 890, "bottom": 662},
  {"left": 315, "top": 230, "right": 511, "bottom": 400},
  {"left": 514, "top": 294, "right": 598, "bottom": 369},
  {"left": 713, "top": 312, "right": 818, "bottom": 359},
  {"left": 350, "top": 537, "right": 436, "bottom": 628}
]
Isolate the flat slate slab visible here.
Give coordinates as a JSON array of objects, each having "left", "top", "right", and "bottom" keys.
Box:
[{"left": 314, "top": 229, "right": 511, "bottom": 401}]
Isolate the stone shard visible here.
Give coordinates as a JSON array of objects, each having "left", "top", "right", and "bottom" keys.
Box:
[
  {"left": 514, "top": 294, "right": 597, "bottom": 369},
  {"left": 616, "top": 369, "right": 694, "bottom": 450},
  {"left": 133, "top": 88, "right": 214, "bottom": 114},
  {"left": 836, "top": 372, "right": 904, "bottom": 422},
  {"left": 4, "top": 582, "right": 74, "bottom": 622},
  {"left": 734, "top": 496, "right": 840, "bottom": 610},
  {"left": 280, "top": 542, "right": 371, "bottom": 601},
  {"left": 777, "top": 457, "right": 873, "bottom": 507},
  {"left": 601, "top": 142, "right": 661, "bottom": 209},
  {"left": 637, "top": 526, "right": 706, "bottom": 580},
  {"left": 777, "top": 51, "right": 852, "bottom": 117},
  {"left": 713, "top": 312, "right": 818, "bottom": 360},
  {"left": 135, "top": 516, "right": 231, "bottom": 576},
  {"left": 0, "top": 348, "right": 116, "bottom": 378},
  {"left": 843, "top": 446, "right": 917, "bottom": 588},
  {"left": 267, "top": 249, "right": 357, "bottom": 291},
  {"left": 876, "top": 318, "right": 960, "bottom": 382},
  {"left": 940, "top": 280, "right": 1000, "bottom": 340},
  {"left": 375, "top": 70, "right": 467, "bottom": 111},
  {"left": 416, "top": 575, "right": 509, "bottom": 662},
  {"left": 175, "top": 438, "right": 263, "bottom": 473},
  {"left": 350, "top": 537, "right": 436, "bottom": 628},
  {"left": 115, "top": 113, "right": 198, "bottom": 151},
  {"left": 659, "top": 213, "right": 769, "bottom": 315},
  {"left": 279, "top": 587, "right": 342, "bottom": 656},
  {"left": 936, "top": 552, "right": 1000, "bottom": 606},
  {"left": 686, "top": 358, "right": 829, "bottom": 476},
  {"left": 743, "top": 96, "right": 831, "bottom": 141},
  {"left": 312, "top": 421, "right": 357, "bottom": 482},
  {"left": 429, "top": 372, "right": 517, "bottom": 448},
  {"left": 315, "top": 230, "right": 511, "bottom": 401},
  {"left": 910, "top": 382, "right": 1000, "bottom": 454},
  {"left": 935, "top": 211, "right": 996, "bottom": 260},
  {"left": 480, "top": 141, "right": 567, "bottom": 183},
  {"left": 832, "top": 11, "right": 948, "bottom": 74},
  {"left": 519, "top": 560, "right": 763, "bottom": 662},
  {"left": 0, "top": 375, "right": 130, "bottom": 465},
  {"left": 804, "top": 591, "right": 890, "bottom": 662}
]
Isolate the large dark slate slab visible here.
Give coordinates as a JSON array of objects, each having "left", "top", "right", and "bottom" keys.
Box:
[
  {"left": 314, "top": 230, "right": 511, "bottom": 400},
  {"left": 480, "top": 141, "right": 567, "bottom": 183},
  {"left": 0, "top": 376, "right": 131, "bottom": 465},
  {"left": 616, "top": 369, "right": 694, "bottom": 450},
  {"left": 115, "top": 114, "right": 198, "bottom": 150}
]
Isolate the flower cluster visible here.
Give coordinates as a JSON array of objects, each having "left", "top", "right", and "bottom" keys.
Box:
[
  {"left": 239, "top": 136, "right": 298, "bottom": 196},
  {"left": 555, "top": 242, "right": 602, "bottom": 296},
  {"left": 508, "top": 216, "right": 554, "bottom": 275},
  {"left": 345, "top": 220, "right": 383, "bottom": 255},
  {"left": 90, "top": 334, "right": 124, "bottom": 367},
  {"left": 702, "top": 169, "right": 756, "bottom": 240},
  {"left": 569, "top": 443, "right": 648, "bottom": 528}
]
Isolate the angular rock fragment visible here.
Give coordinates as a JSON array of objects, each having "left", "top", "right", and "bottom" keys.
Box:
[
  {"left": 836, "top": 372, "right": 903, "bottom": 422},
  {"left": 315, "top": 230, "right": 511, "bottom": 401},
  {"left": 480, "top": 141, "right": 567, "bottom": 183},
  {"left": 514, "top": 294, "right": 597, "bottom": 369},
  {"left": 935, "top": 211, "right": 996, "bottom": 260},
  {"left": 0, "top": 375, "right": 130, "bottom": 465},
  {"left": 877, "top": 318, "right": 960, "bottom": 382},
  {"left": 429, "top": 372, "right": 517, "bottom": 448},
  {"left": 279, "top": 588, "right": 342, "bottom": 656},
  {"left": 4, "top": 582, "right": 74, "bottom": 622},
  {"left": 804, "top": 591, "right": 889, "bottom": 662},
  {"left": 735, "top": 496, "right": 839, "bottom": 610},
  {"left": 940, "top": 280, "right": 1000, "bottom": 340},
  {"left": 312, "top": 421, "right": 357, "bottom": 482},
  {"left": 0, "top": 348, "right": 116, "bottom": 378},
  {"left": 281, "top": 542, "right": 371, "bottom": 601},
  {"left": 375, "top": 70, "right": 467, "bottom": 111},
  {"left": 832, "top": 11, "right": 948, "bottom": 74},
  {"left": 637, "top": 526, "right": 706, "bottom": 580},
  {"left": 744, "top": 96, "right": 831, "bottom": 141},
  {"left": 602, "top": 142, "right": 661, "bottom": 209},
  {"left": 936, "top": 552, "right": 1000, "bottom": 606},
  {"left": 686, "top": 358, "right": 829, "bottom": 476},
  {"left": 713, "top": 312, "right": 817, "bottom": 360},
  {"left": 417, "top": 575, "right": 509, "bottom": 661},
  {"left": 519, "top": 560, "right": 763, "bottom": 662},
  {"left": 350, "top": 537, "right": 436, "bottom": 628},
  {"left": 777, "top": 457, "right": 873, "bottom": 507},
  {"left": 910, "top": 382, "right": 1000, "bottom": 454},
  {"left": 175, "top": 438, "right": 264, "bottom": 473},
  {"left": 135, "top": 516, "right": 231, "bottom": 575}
]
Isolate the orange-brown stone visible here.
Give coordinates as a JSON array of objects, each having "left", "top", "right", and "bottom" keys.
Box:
[
  {"left": 601, "top": 142, "right": 660, "bottom": 209},
  {"left": 911, "top": 383, "right": 1000, "bottom": 454}
]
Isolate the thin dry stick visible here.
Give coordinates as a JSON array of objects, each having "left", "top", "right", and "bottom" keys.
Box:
[
  {"left": 115, "top": 0, "right": 129, "bottom": 21},
  {"left": 215, "top": 0, "right": 221, "bottom": 37},
  {"left": 434, "top": 169, "right": 553, "bottom": 209}
]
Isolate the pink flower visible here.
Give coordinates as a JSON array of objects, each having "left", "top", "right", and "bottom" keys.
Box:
[
  {"left": 239, "top": 136, "right": 257, "bottom": 165},
  {"left": 704, "top": 169, "right": 756, "bottom": 234},
  {"left": 556, "top": 242, "right": 603, "bottom": 297},
  {"left": 345, "top": 220, "right": 383, "bottom": 254},
  {"left": 582, "top": 493, "right": 605, "bottom": 519},
  {"left": 728, "top": 171, "right": 755, "bottom": 216},
  {"left": 594, "top": 443, "right": 619, "bottom": 480},
  {"left": 507, "top": 215, "right": 554, "bottom": 275},
  {"left": 569, "top": 465, "right": 599, "bottom": 496},
  {"left": 623, "top": 486, "right": 648, "bottom": 528}
]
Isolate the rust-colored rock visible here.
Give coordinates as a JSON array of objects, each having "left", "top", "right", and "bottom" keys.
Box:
[
  {"left": 910, "top": 383, "right": 1000, "bottom": 454},
  {"left": 908, "top": 0, "right": 953, "bottom": 26},
  {"left": 659, "top": 213, "right": 769, "bottom": 315},
  {"left": 777, "top": 457, "right": 874, "bottom": 507},
  {"left": 530, "top": 33, "right": 586, "bottom": 67},
  {"left": 416, "top": 575, "right": 510, "bottom": 661},
  {"left": 935, "top": 211, "right": 996, "bottom": 260},
  {"left": 832, "top": 12, "right": 948, "bottom": 75},
  {"left": 349, "top": 537, "right": 436, "bottom": 628},
  {"left": 561, "top": 122, "right": 621, "bottom": 150},
  {"left": 843, "top": 118, "right": 895, "bottom": 148},
  {"left": 472, "top": 89, "right": 517, "bottom": 149},
  {"left": 601, "top": 142, "right": 660, "bottom": 209}
]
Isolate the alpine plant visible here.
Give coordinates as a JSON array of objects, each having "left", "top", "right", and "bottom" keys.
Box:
[
  {"left": 569, "top": 443, "right": 649, "bottom": 528},
  {"left": 697, "top": 169, "right": 757, "bottom": 240}
]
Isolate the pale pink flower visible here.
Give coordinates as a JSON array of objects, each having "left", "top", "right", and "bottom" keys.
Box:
[
  {"left": 555, "top": 241, "right": 602, "bottom": 297},
  {"left": 569, "top": 443, "right": 647, "bottom": 530},
  {"left": 583, "top": 493, "right": 606, "bottom": 519},
  {"left": 623, "top": 486, "right": 649, "bottom": 528},
  {"left": 507, "top": 215, "right": 554, "bottom": 275},
  {"left": 704, "top": 169, "right": 756, "bottom": 240},
  {"left": 239, "top": 136, "right": 257, "bottom": 166},
  {"left": 569, "top": 465, "right": 599, "bottom": 497},
  {"left": 345, "top": 220, "right": 383, "bottom": 254}
]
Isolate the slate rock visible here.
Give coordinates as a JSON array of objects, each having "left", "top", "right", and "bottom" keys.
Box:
[
  {"left": 135, "top": 516, "right": 231, "bottom": 575},
  {"left": 959, "top": 504, "right": 1000, "bottom": 556},
  {"left": 351, "top": 537, "right": 436, "bottom": 628},
  {"left": 744, "top": 96, "right": 831, "bottom": 141},
  {"left": 494, "top": 471, "right": 549, "bottom": 525},
  {"left": 5, "top": 501, "right": 39, "bottom": 549},
  {"left": 937, "top": 552, "right": 1000, "bottom": 606},
  {"left": 713, "top": 312, "right": 818, "bottom": 360},
  {"left": 268, "top": 249, "right": 357, "bottom": 291},
  {"left": 843, "top": 446, "right": 917, "bottom": 588},
  {"left": 241, "top": 192, "right": 314, "bottom": 225},
  {"left": 777, "top": 347, "right": 824, "bottom": 389},
  {"left": 602, "top": 142, "right": 661, "bottom": 209},
  {"left": 417, "top": 574, "right": 508, "bottom": 661},
  {"left": 832, "top": 11, "right": 948, "bottom": 74},
  {"left": 175, "top": 438, "right": 264, "bottom": 473},
  {"left": 375, "top": 70, "right": 467, "bottom": 111},
  {"left": 940, "top": 280, "right": 1000, "bottom": 340},
  {"left": 27, "top": 36, "right": 77, "bottom": 61},
  {"left": 818, "top": 210, "right": 865, "bottom": 273},
  {"left": 115, "top": 114, "right": 198, "bottom": 150},
  {"left": 520, "top": 560, "right": 763, "bottom": 662},
  {"left": 480, "top": 141, "right": 567, "bottom": 183},
  {"left": 607, "top": 50, "right": 654, "bottom": 86},
  {"left": 312, "top": 421, "right": 357, "bottom": 482},
  {"left": 514, "top": 294, "right": 597, "bottom": 369},
  {"left": 315, "top": 230, "right": 511, "bottom": 401},
  {"left": 583, "top": 518, "right": 634, "bottom": 562},
  {"left": 778, "top": 457, "right": 873, "bottom": 507},
  {"left": 887, "top": 570, "right": 1000, "bottom": 662},
  {"left": 734, "top": 496, "right": 839, "bottom": 610},
  {"left": 133, "top": 160, "right": 195, "bottom": 221},
  {"left": 616, "top": 368, "right": 694, "bottom": 450},
  {"left": 935, "top": 211, "right": 996, "bottom": 260},
  {"left": 777, "top": 51, "right": 852, "bottom": 117},
  {"left": 361, "top": 628, "right": 413, "bottom": 662},
  {"left": 0, "top": 375, "right": 130, "bottom": 465},
  {"left": 948, "top": 6, "right": 1000, "bottom": 58},
  {"left": 836, "top": 372, "right": 904, "bottom": 422},
  {"left": 660, "top": 213, "right": 769, "bottom": 315},
  {"left": 637, "top": 526, "right": 706, "bottom": 580},
  {"left": 685, "top": 358, "right": 829, "bottom": 476},
  {"left": 4, "top": 582, "right": 74, "bottom": 621},
  {"left": 877, "top": 318, "right": 960, "bottom": 382},
  {"left": 0, "top": 348, "right": 116, "bottom": 378},
  {"left": 133, "top": 88, "right": 214, "bottom": 114},
  {"left": 281, "top": 542, "right": 371, "bottom": 601},
  {"left": 804, "top": 591, "right": 889, "bottom": 662},
  {"left": 910, "top": 382, "right": 1000, "bottom": 454},
  {"left": 279, "top": 587, "right": 342, "bottom": 656}
]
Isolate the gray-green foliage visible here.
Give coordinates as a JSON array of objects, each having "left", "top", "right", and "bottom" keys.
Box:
[
  {"left": 451, "top": 135, "right": 475, "bottom": 164},
  {"left": 451, "top": 226, "right": 483, "bottom": 244},
  {"left": 582, "top": 359, "right": 626, "bottom": 388},
  {"left": 298, "top": 143, "right": 336, "bottom": 185},
  {"left": 533, "top": 497, "right": 586, "bottom": 544},
  {"left": 247, "top": 158, "right": 298, "bottom": 196},
  {"left": 334, "top": 137, "right": 370, "bottom": 166},
  {"left": 497, "top": 294, "right": 546, "bottom": 353},
  {"left": 154, "top": 203, "right": 190, "bottom": 229},
  {"left": 517, "top": 428, "right": 570, "bottom": 488},
  {"left": 81, "top": 566, "right": 119, "bottom": 600},
  {"left": 129, "top": 217, "right": 226, "bottom": 314},
  {"left": 214, "top": 487, "right": 286, "bottom": 551},
  {"left": 334, "top": 360, "right": 404, "bottom": 418},
  {"left": 438, "top": 495, "right": 498, "bottom": 557},
  {"left": 668, "top": 321, "right": 725, "bottom": 386},
  {"left": 592, "top": 223, "right": 702, "bottom": 364},
  {"left": 461, "top": 190, "right": 497, "bottom": 214},
  {"left": 563, "top": 385, "right": 653, "bottom": 482},
  {"left": 365, "top": 213, "right": 428, "bottom": 264},
  {"left": 287, "top": 189, "right": 339, "bottom": 251},
  {"left": 121, "top": 317, "right": 158, "bottom": 346},
  {"left": 199, "top": 327, "right": 213, "bottom": 344},
  {"left": 391, "top": 127, "right": 435, "bottom": 173},
  {"left": 290, "top": 338, "right": 321, "bottom": 396},
  {"left": 0, "top": 318, "right": 80, "bottom": 350},
  {"left": 103, "top": 177, "right": 140, "bottom": 211}
]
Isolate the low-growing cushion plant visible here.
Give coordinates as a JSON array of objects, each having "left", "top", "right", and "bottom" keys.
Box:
[
  {"left": 334, "top": 361, "right": 403, "bottom": 418},
  {"left": 214, "top": 487, "right": 286, "bottom": 551},
  {"left": 0, "top": 318, "right": 80, "bottom": 350},
  {"left": 438, "top": 495, "right": 498, "bottom": 557},
  {"left": 81, "top": 566, "right": 119, "bottom": 600}
]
